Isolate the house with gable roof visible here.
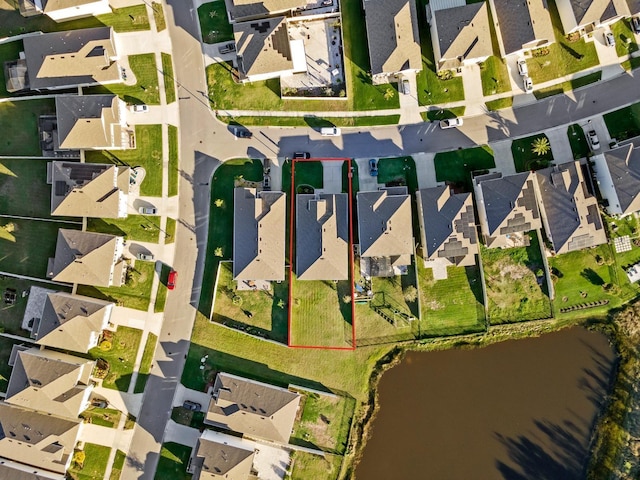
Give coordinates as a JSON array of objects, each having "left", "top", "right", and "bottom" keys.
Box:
[
  {"left": 189, "top": 429, "right": 257, "bottom": 480},
  {"left": 593, "top": 144, "right": 640, "bottom": 217},
  {"left": 19, "top": 0, "right": 112, "bottom": 22},
  {"left": 556, "top": 0, "right": 631, "bottom": 35},
  {"left": 0, "top": 459, "right": 65, "bottom": 480},
  {"left": 225, "top": 0, "right": 307, "bottom": 23}
]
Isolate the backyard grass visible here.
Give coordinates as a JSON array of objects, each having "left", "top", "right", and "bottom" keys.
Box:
[
  {"left": 161, "top": 53, "right": 176, "bottom": 104},
  {"left": 422, "top": 106, "right": 466, "bottom": 122},
  {"left": 77, "top": 260, "right": 155, "bottom": 311},
  {"left": 155, "top": 443, "right": 193, "bottom": 480},
  {"left": 612, "top": 19, "right": 639, "bottom": 57},
  {"left": 481, "top": 233, "right": 552, "bottom": 323},
  {"left": 485, "top": 96, "right": 513, "bottom": 111},
  {"left": 533, "top": 71, "right": 602, "bottom": 99},
  {"left": 0, "top": 218, "right": 79, "bottom": 278},
  {"left": 198, "top": 0, "right": 234, "bottom": 44},
  {"left": 0, "top": 99, "right": 55, "bottom": 156},
  {"left": 480, "top": 56, "right": 511, "bottom": 96},
  {"left": 289, "top": 451, "right": 342, "bottom": 480},
  {"left": 0, "top": 159, "right": 53, "bottom": 217},
  {"left": 512, "top": 133, "right": 554, "bottom": 172},
  {"left": 168, "top": 125, "right": 179, "bottom": 196},
  {"left": 68, "top": 443, "right": 111, "bottom": 480},
  {"left": 110, "top": 450, "right": 126, "bottom": 480},
  {"left": 165, "top": 217, "right": 176, "bottom": 244},
  {"left": 605, "top": 213, "right": 639, "bottom": 239},
  {"left": 0, "top": 39, "right": 23, "bottom": 97},
  {"left": 80, "top": 407, "right": 122, "bottom": 428},
  {"left": 290, "top": 390, "right": 355, "bottom": 454},
  {"left": 604, "top": 102, "right": 640, "bottom": 141},
  {"left": 0, "top": 2, "right": 149, "bottom": 37},
  {"left": 216, "top": 114, "right": 401, "bottom": 127},
  {"left": 213, "top": 262, "right": 288, "bottom": 344},
  {"left": 152, "top": 2, "right": 166, "bottom": 32},
  {"left": 199, "top": 159, "right": 264, "bottom": 316},
  {"left": 134, "top": 333, "right": 158, "bottom": 393},
  {"left": 89, "top": 326, "right": 142, "bottom": 391},
  {"left": 87, "top": 215, "right": 161, "bottom": 243},
  {"left": 85, "top": 124, "right": 163, "bottom": 196},
  {"left": 86, "top": 54, "right": 160, "bottom": 105},
  {"left": 525, "top": 0, "right": 599, "bottom": 83},
  {"left": 567, "top": 123, "right": 590, "bottom": 159},
  {"left": 433, "top": 146, "right": 495, "bottom": 192}
]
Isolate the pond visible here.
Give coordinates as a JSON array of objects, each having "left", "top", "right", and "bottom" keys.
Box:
[{"left": 354, "top": 327, "right": 616, "bottom": 479}]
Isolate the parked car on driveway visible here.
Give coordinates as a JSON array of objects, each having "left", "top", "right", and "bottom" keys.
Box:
[
  {"left": 587, "top": 129, "right": 600, "bottom": 150},
  {"left": 131, "top": 104, "right": 148, "bottom": 113},
  {"left": 605, "top": 31, "right": 616, "bottom": 47},
  {"left": 523, "top": 76, "right": 533, "bottom": 93},
  {"left": 369, "top": 158, "right": 378, "bottom": 176},
  {"left": 516, "top": 58, "right": 528, "bottom": 76},
  {"left": 167, "top": 270, "right": 177, "bottom": 290},
  {"left": 439, "top": 118, "right": 463, "bottom": 129},
  {"left": 136, "top": 252, "right": 154, "bottom": 261},
  {"left": 183, "top": 400, "right": 201, "bottom": 411},
  {"left": 401, "top": 79, "right": 410, "bottom": 95},
  {"left": 138, "top": 206, "right": 157, "bottom": 214},
  {"left": 233, "top": 127, "right": 252, "bottom": 138}
]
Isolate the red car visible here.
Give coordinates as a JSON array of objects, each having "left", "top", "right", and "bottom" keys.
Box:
[{"left": 167, "top": 270, "right": 177, "bottom": 290}]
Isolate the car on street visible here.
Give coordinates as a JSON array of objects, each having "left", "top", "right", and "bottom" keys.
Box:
[
  {"left": 218, "top": 43, "right": 236, "bottom": 54},
  {"left": 182, "top": 400, "right": 201, "bottom": 411},
  {"left": 401, "top": 79, "right": 410, "bottom": 95},
  {"left": 523, "top": 76, "right": 533, "bottom": 93},
  {"left": 587, "top": 129, "right": 600, "bottom": 150},
  {"left": 369, "top": 158, "right": 378, "bottom": 176},
  {"left": 632, "top": 16, "right": 640, "bottom": 34},
  {"left": 136, "top": 252, "right": 155, "bottom": 261},
  {"left": 439, "top": 118, "right": 463, "bottom": 129},
  {"left": 233, "top": 127, "right": 252, "bottom": 138},
  {"left": 293, "top": 152, "right": 310, "bottom": 159},
  {"left": 605, "top": 31, "right": 616, "bottom": 47},
  {"left": 138, "top": 206, "right": 157, "bottom": 214},
  {"left": 516, "top": 58, "right": 528, "bottom": 76},
  {"left": 131, "top": 104, "right": 148, "bottom": 113},
  {"left": 167, "top": 270, "right": 177, "bottom": 290}
]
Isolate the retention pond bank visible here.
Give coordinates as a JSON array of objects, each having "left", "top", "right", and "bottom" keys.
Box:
[{"left": 355, "top": 327, "right": 616, "bottom": 479}]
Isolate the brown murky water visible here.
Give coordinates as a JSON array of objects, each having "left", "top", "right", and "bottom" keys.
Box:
[{"left": 355, "top": 328, "right": 616, "bottom": 480}]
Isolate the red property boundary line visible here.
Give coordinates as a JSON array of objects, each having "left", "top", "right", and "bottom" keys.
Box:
[{"left": 287, "top": 157, "right": 357, "bottom": 351}]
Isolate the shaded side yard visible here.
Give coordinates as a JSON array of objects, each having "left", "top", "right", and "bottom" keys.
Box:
[
  {"left": 434, "top": 146, "right": 495, "bottom": 192},
  {"left": 89, "top": 326, "right": 143, "bottom": 391},
  {"left": 0, "top": 99, "right": 55, "bottom": 156},
  {"left": 68, "top": 443, "right": 111, "bottom": 480}
]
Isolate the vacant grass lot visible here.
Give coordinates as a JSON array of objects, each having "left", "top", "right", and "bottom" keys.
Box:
[
  {"left": 134, "top": 333, "right": 157, "bottom": 393},
  {"left": 68, "top": 443, "right": 111, "bottom": 480},
  {"left": 604, "top": 102, "right": 640, "bottom": 141},
  {"left": 161, "top": 53, "right": 176, "bottom": 104},
  {"left": 85, "top": 124, "right": 163, "bottom": 196},
  {"left": 213, "top": 262, "right": 288, "bottom": 343},
  {"left": 533, "top": 71, "right": 602, "bottom": 99},
  {"left": 0, "top": 218, "right": 78, "bottom": 277},
  {"left": 0, "top": 39, "right": 22, "bottom": 97},
  {"left": 512, "top": 134, "right": 554, "bottom": 172},
  {"left": 434, "top": 146, "right": 495, "bottom": 192},
  {"left": 198, "top": 0, "right": 233, "bottom": 43},
  {"left": 168, "top": 125, "right": 179, "bottom": 196},
  {"left": 480, "top": 56, "right": 511, "bottom": 96},
  {"left": 87, "top": 215, "right": 161, "bottom": 243},
  {"left": 86, "top": 53, "right": 160, "bottom": 105},
  {"left": 567, "top": 123, "right": 590, "bottom": 159},
  {"left": 216, "top": 114, "right": 401, "bottom": 127},
  {"left": 612, "top": 19, "right": 639, "bottom": 57},
  {"left": 0, "top": 159, "right": 52, "bottom": 217},
  {"left": 0, "top": 99, "right": 55, "bottom": 156},
  {"left": 0, "top": 2, "right": 149, "bottom": 37},
  {"left": 481, "top": 234, "right": 552, "bottom": 323},
  {"left": 77, "top": 260, "right": 155, "bottom": 311},
  {"left": 155, "top": 443, "right": 193, "bottom": 480},
  {"left": 89, "top": 326, "right": 142, "bottom": 391}
]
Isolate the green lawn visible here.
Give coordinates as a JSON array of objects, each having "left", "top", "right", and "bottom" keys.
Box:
[
  {"left": 155, "top": 443, "right": 193, "bottom": 480},
  {"left": 68, "top": 443, "right": 111, "bottom": 480},
  {"left": 134, "top": 333, "right": 157, "bottom": 393},
  {"left": 171, "top": 407, "right": 205, "bottom": 429},
  {"left": 85, "top": 124, "right": 163, "bottom": 196},
  {"left": 161, "top": 53, "right": 176, "bottom": 104},
  {"left": 199, "top": 159, "right": 264, "bottom": 316},
  {"left": 480, "top": 56, "right": 511, "bottom": 96},
  {"left": 77, "top": 260, "right": 155, "bottom": 311},
  {"left": 567, "top": 124, "right": 590, "bottom": 160},
  {"left": 605, "top": 213, "right": 639, "bottom": 239},
  {"left": 0, "top": 2, "right": 149, "bottom": 37},
  {"left": 433, "top": 146, "right": 495, "bottom": 192},
  {"left": 481, "top": 233, "right": 552, "bottom": 323},
  {"left": 283, "top": 159, "right": 323, "bottom": 195},
  {"left": 612, "top": 19, "right": 639, "bottom": 57},
  {"left": 511, "top": 134, "right": 554, "bottom": 172},
  {"left": 152, "top": 2, "right": 166, "bottom": 32},
  {"left": 622, "top": 56, "right": 640, "bottom": 71},
  {"left": 604, "top": 102, "right": 640, "bottom": 141},
  {"left": 417, "top": 261, "right": 486, "bottom": 336},
  {"left": 422, "top": 106, "right": 466, "bottom": 122},
  {"left": 377, "top": 156, "right": 418, "bottom": 192},
  {"left": 0, "top": 39, "right": 23, "bottom": 97},
  {"left": 213, "top": 262, "right": 288, "bottom": 343},
  {"left": 80, "top": 407, "right": 122, "bottom": 428},
  {"left": 89, "top": 326, "right": 142, "bottom": 391},
  {"left": 198, "top": 0, "right": 233, "bottom": 43},
  {"left": 533, "top": 71, "right": 602, "bottom": 99},
  {"left": 0, "top": 218, "right": 79, "bottom": 278},
  {"left": 154, "top": 264, "right": 170, "bottom": 314},
  {"left": 110, "top": 450, "right": 126, "bottom": 480},
  {"left": 290, "top": 452, "right": 342, "bottom": 480},
  {"left": 216, "top": 114, "right": 401, "bottom": 127},
  {"left": 86, "top": 54, "right": 160, "bottom": 105},
  {"left": 525, "top": 0, "right": 599, "bottom": 83},
  {"left": 87, "top": 215, "right": 161, "bottom": 243},
  {"left": 0, "top": 99, "right": 55, "bottom": 156},
  {"left": 290, "top": 390, "right": 355, "bottom": 454},
  {"left": 0, "top": 159, "right": 52, "bottom": 217},
  {"left": 165, "top": 217, "right": 176, "bottom": 244},
  {"left": 485, "top": 97, "right": 513, "bottom": 111},
  {"left": 168, "top": 125, "right": 179, "bottom": 197}
]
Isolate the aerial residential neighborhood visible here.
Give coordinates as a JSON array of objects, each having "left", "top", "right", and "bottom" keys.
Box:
[{"left": 1, "top": 0, "right": 640, "bottom": 478}]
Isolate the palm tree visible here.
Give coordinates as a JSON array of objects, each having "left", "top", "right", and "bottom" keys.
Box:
[
  {"left": 384, "top": 88, "right": 395, "bottom": 101},
  {"left": 531, "top": 137, "right": 551, "bottom": 156}
]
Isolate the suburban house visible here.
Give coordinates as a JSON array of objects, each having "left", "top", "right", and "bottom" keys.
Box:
[
  {"left": 54, "top": 95, "right": 132, "bottom": 151},
  {"left": 487, "top": 0, "right": 555, "bottom": 56},
  {"left": 474, "top": 172, "right": 542, "bottom": 248},
  {"left": 629, "top": 0, "right": 640, "bottom": 15},
  {"left": 0, "top": 402, "right": 82, "bottom": 475},
  {"left": 189, "top": 429, "right": 257, "bottom": 480},
  {"left": 357, "top": 187, "right": 414, "bottom": 277},
  {"left": 24, "top": 287, "right": 113, "bottom": 353},
  {"left": 534, "top": 161, "right": 607, "bottom": 254},
  {"left": 594, "top": 144, "right": 640, "bottom": 217},
  {"left": 556, "top": 0, "right": 631, "bottom": 34},
  {"left": 21, "top": 27, "right": 120, "bottom": 91},
  {"left": 233, "top": 188, "right": 286, "bottom": 282},
  {"left": 415, "top": 186, "right": 478, "bottom": 279},
  {"left": 49, "top": 162, "right": 130, "bottom": 218},
  {"left": 19, "top": 0, "right": 112, "bottom": 22},
  {"left": 296, "top": 193, "right": 349, "bottom": 281},
  {"left": 5, "top": 347, "right": 95, "bottom": 419},
  {"left": 225, "top": 0, "right": 306, "bottom": 23},
  {"left": 234, "top": 17, "right": 306, "bottom": 83},
  {"left": 429, "top": 1, "right": 493, "bottom": 71},
  {"left": 204, "top": 372, "right": 301, "bottom": 444},
  {"left": 363, "top": 0, "right": 422, "bottom": 84},
  {"left": 0, "top": 460, "right": 66, "bottom": 480},
  {"left": 47, "top": 229, "right": 126, "bottom": 287}
]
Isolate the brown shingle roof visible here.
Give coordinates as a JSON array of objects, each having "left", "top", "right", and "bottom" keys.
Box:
[{"left": 234, "top": 17, "right": 293, "bottom": 80}]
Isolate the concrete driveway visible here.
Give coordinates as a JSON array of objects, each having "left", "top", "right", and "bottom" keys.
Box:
[{"left": 173, "top": 383, "right": 212, "bottom": 408}]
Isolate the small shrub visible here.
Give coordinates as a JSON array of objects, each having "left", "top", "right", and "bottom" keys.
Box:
[
  {"left": 214, "top": 199, "right": 224, "bottom": 207},
  {"left": 72, "top": 450, "right": 86, "bottom": 470},
  {"left": 232, "top": 295, "right": 242, "bottom": 305},
  {"left": 403, "top": 286, "right": 418, "bottom": 303},
  {"left": 214, "top": 247, "right": 223, "bottom": 257},
  {"left": 99, "top": 340, "right": 112, "bottom": 351},
  {"left": 532, "top": 47, "right": 550, "bottom": 57},
  {"left": 437, "top": 69, "right": 453, "bottom": 80},
  {"left": 342, "top": 295, "right": 352, "bottom": 304}
]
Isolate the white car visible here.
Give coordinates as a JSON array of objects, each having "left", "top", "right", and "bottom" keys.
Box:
[
  {"left": 523, "top": 76, "right": 533, "bottom": 93},
  {"left": 138, "top": 206, "right": 157, "bottom": 215},
  {"left": 587, "top": 130, "right": 600, "bottom": 151},
  {"left": 132, "top": 104, "right": 149, "bottom": 113},
  {"left": 516, "top": 59, "right": 528, "bottom": 76},
  {"left": 439, "top": 118, "right": 463, "bottom": 129}
]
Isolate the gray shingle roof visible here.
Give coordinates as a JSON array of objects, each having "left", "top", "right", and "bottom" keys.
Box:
[
  {"left": 234, "top": 17, "right": 293, "bottom": 80},
  {"left": 489, "top": 0, "right": 554, "bottom": 55},
  {"left": 226, "top": 0, "right": 306, "bottom": 22},
  {"left": 193, "top": 434, "right": 255, "bottom": 480},
  {"left": 0, "top": 460, "right": 64, "bottom": 480},
  {"left": 628, "top": 0, "right": 640, "bottom": 14},
  {"left": 602, "top": 144, "right": 640, "bottom": 216}
]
